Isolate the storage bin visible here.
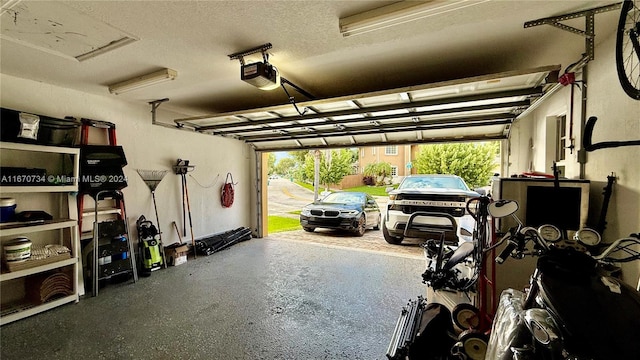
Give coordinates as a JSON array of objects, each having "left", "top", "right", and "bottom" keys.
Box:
[
  {"left": 80, "top": 145, "right": 128, "bottom": 167},
  {"left": 4, "top": 237, "right": 32, "bottom": 263},
  {"left": 0, "top": 198, "right": 17, "bottom": 223},
  {"left": 79, "top": 145, "right": 128, "bottom": 192},
  {"left": 0, "top": 108, "right": 80, "bottom": 146}
]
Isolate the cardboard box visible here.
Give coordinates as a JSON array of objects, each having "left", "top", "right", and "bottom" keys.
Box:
[{"left": 164, "top": 244, "right": 188, "bottom": 266}]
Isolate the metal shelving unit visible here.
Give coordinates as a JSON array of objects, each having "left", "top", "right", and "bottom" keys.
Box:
[{"left": 0, "top": 142, "right": 81, "bottom": 325}]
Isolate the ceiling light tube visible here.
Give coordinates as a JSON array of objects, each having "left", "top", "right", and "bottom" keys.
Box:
[
  {"left": 339, "top": 0, "right": 490, "bottom": 37},
  {"left": 108, "top": 68, "right": 177, "bottom": 95},
  {"left": 76, "top": 37, "right": 138, "bottom": 62}
]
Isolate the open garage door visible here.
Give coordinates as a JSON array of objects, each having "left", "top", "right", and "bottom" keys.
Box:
[{"left": 174, "top": 65, "right": 559, "bottom": 151}]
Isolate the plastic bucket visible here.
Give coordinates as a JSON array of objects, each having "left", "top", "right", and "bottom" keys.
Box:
[
  {"left": 4, "top": 237, "right": 32, "bottom": 262},
  {"left": 0, "top": 198, "right": 17, "bottom": 223}
]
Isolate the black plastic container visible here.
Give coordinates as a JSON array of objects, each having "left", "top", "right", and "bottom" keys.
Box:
[
  {"left": 79, "top": 145, "right": 127, "bottom": 168},
  {"left": 79, "top": 145, "right": 128, "bottom": 192},
  {"left": 0, "top": 108, "right": 80, "bottom": 146}
]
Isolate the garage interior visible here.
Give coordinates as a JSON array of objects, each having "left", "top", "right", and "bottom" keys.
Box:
[{"left": 1, "top": 1, "right": 639, "bottom": 359}]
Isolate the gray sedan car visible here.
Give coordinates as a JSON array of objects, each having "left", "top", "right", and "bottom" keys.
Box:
[{"left": 299, "top": 192, "right": 381, "bottom": 237}]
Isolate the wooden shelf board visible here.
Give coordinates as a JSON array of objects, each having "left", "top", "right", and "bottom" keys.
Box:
[
  {"left": 0, "top": 294, "right": 78, "bottom": 325},
  {"left": 0, "top": 257, "right": 77, "bottom": 282},
  {"left": 0, "top": 219, "right": 77, "bottom": 237},
  {"left": 0, "top": 142, "right": 79, "bottom": 155},
  {"left": 0, "top": 185, "right": 78, "bottom": 193}
]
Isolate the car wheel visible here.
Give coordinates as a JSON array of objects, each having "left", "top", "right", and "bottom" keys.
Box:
[
  {"left": 382, "top": 221, "right": 403, "bottom": 244},
  {"left": 303, "top": 227, "right": 315, "bottom": 232},
  {"left": 373, "top": 214, "right": 381, "bottom": 230},
  {"left": 354, "top": 214, "right": 366, "bottom": 237}
]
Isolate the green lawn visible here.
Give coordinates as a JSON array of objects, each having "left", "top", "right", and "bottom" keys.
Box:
[
  {"left": 294, "top": 180, "right": 394, "bottom": 197},
  {"left": 294, "top": 181, "right": 314, "bottom": 192},
  {"left": 343, "top": 185, "right": 392, "bottom": 197},
  {"left": 268, "top": 215, "right": 301, "bottom": 233}
]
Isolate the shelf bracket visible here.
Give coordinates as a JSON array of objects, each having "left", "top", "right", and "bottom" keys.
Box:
[
  {"left": 524, "top": 2, "right": 622, "bottom": 61},
  {"left": 148, "top": 98, "right": 170, "bottom": 126},
  {"left": 228, "top": 43, "right": 273, "bottom": 66}
]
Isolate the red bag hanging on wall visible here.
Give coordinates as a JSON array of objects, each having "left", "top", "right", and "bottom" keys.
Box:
[{"left": 221, "top": 172, "right": 235, "bottom": 208}]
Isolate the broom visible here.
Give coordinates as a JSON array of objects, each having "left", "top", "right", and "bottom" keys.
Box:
[{"left": 136, "top": 169, "right": 169, "bottom": 268}]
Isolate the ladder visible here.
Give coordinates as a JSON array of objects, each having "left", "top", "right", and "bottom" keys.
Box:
[
  {"left": 77, "top": 119, "right": 119, "bottom": 234},
  {"left": 78, "top": 119, "right": 137, "bottom": 296},
  {"left": 85, "top": 190, "right": 138, "bottom": 296}
]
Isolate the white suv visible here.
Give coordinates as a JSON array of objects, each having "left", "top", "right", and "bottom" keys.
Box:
[{"left": 383, "top": 174, "right": 479, "bottom": 245}]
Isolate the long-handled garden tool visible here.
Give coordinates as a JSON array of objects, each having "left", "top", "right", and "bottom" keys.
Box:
[
  {"left": 136, "top": 169, "right": 169, "bottom": 268},
  {"left": 173, "top": 159, "right": 197, "bottom": 258}
]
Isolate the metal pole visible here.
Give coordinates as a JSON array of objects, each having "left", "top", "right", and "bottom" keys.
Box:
[
  {"left": 325, "top": 149, "right": 331, "bottom": 193},
  {"left": 256, "top": 151, "right": 263, "bottom": 238},
  {"left": 579, "top": 65, "right": 588, "bottom": 179},
  {"left": 151, "top": 191, "right": 168, "bottom": 268},
  {"left": 182, "top": 174, "right": 187, "bottom": 237},
  {"left": 183, "top": 176, "right": 197, "bottom": 259},
  {"left": 313, "top": 150, "right": 320, "bottom": 202}
]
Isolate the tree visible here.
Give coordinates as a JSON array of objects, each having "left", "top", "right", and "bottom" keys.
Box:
[
  {"left": 363, "top": 162, "right": 392, "bottom": 185},
  {"left": 302, "top": 149, "right": 354, "bottom": 188},
  {"left": 274, "top": 157, "right": 296, "bottom": 176},
  {"left": 288, "top": 150, "right": 310, "bottom": 181},
  {"left": 267, "top": 153, "right": 276, "bottom": 175},
  {"left": 413, "top": 142, "right": 498, "bottom": 189},
  {"left": 348, "top": 148, "right": 359, "bottom": 164},
  {"left": 288, "top": 150, "right": 309, "bottom": 165}
]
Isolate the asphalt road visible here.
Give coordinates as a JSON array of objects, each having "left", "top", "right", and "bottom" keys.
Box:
[{"left": 267, "top": 177, "right": 315, "bottom": 217}]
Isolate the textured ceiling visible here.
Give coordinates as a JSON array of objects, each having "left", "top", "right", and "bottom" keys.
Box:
[{"left": 0, "top": 1, "right": 620, "bottom": 134}]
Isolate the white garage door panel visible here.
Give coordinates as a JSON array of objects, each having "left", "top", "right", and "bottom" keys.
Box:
[{"left": 175, "top": 65, "right": 559, "bottom": 151}]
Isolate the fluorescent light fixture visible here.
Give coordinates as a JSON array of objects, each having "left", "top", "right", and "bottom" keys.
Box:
[
  {"left": 339, "top": 0, "right": 490, "bottom": 37},
  {"left": 108, "top": 68, "right": 177, "bottom": 95},
  {"left": 76, "top": 37, "right": 138, "bottom": 62}
]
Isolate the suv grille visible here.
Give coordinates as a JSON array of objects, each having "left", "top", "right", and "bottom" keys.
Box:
[
  {"left": 389, "top": 194, "right": 470, "bottom": 217},
  {"left": 401, "top": 206, "right": 465, "bottom": 217},
  {"left": 399, "top": 194, "right": 467, "bottom": 202}
]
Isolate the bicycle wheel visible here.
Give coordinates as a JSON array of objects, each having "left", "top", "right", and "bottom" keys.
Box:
[{"left": 616, "top": 0, "right": 640, "bottom": 100}]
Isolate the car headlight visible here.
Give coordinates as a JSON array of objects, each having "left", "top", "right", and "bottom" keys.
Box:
[
  {"left": 340, "top": 209, "right": 360, "bottom": 216},
  {"left": 300, "top": 208, "right": 311, "bottom": 216}
]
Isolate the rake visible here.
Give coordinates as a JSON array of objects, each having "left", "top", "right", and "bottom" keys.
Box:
[{"left": 136, "top": 169, "right": 169, "bottom": 268}]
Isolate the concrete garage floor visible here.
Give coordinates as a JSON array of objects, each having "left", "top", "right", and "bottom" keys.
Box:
[{"left": 0, "top": 237, "right": 426, "bottom": 360}]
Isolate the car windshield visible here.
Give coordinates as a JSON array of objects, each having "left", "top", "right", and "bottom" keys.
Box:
[
  {"left": 398, "top": 176, "right": 469, "bottom": 191},
  {"left": 322, "top": 192, "right": 365, "bottom": 204}
]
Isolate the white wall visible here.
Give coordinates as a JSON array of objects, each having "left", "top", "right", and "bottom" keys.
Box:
[
  {"left": 1, "top": 74, "right": 256, "bottom": 246},
  {"left": 505, "top": 27, "right": 640, "bottom": 286}
]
